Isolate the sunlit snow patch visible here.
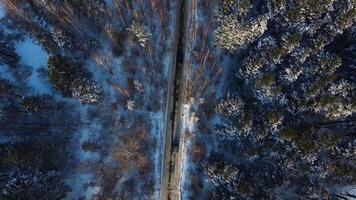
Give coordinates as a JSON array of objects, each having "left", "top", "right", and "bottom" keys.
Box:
[
  {"left": 182, "top": 98, "right": 198, "bottom": 133},
  {"left": 178, "top": 97, "right": 197, "bottom": 199}
]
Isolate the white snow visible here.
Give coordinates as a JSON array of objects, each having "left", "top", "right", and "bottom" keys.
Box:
[
  {"left": 178, "top": 134, "right": 190, "bottom": 200},
  {"left": 178, "top": 98, "right": 197, "bottom": 199},
  {"left": 182, "top": 103, "right": 197, "bottom": 133},
  {"left": 15, "top": 37, "right": 51, "bottom": 94},
  {"left": 349, "top": 187, "right": 356, "bottom": 196},
  {"left": 334, "top": 185, "right": 356, "bottom": 198}
]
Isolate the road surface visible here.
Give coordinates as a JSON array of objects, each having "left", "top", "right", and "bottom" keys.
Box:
[{"left": 160, "top": 0, "right": 191, "bottom": 199}]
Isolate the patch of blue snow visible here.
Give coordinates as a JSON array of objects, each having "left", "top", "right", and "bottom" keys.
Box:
[
  {"left": 64, "top": 173, "right": 98, "bottom": 200},
  {"left": 0, "top": 65, "right": 16, "bottom": 82},
  {"left": 0, "top": 2, "right": 5, "bottom": 19},
  {"left": 15, "top": 37, "right": 52, "bottom": 94},
  {"left": 105, "top": 0, "right": 113, "bottom": 7}
]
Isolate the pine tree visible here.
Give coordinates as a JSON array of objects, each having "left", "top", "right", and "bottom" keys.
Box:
[{"left": 127, "top": 22, "right": 150, "bottom": 47}]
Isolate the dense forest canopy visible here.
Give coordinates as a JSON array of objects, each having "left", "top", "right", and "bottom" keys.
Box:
[{"left": 0, "top": 0, "right": 355, "bottom": 199}]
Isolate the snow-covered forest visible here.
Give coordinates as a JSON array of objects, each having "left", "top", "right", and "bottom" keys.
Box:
[
  {"left": 0, "top": 0, "right": 355, "bottom": 200},
  {"left": 178, "top": 0, "right": 356, "bottom": 199},
  {"left": 0, "top": 0, "right": 177, "bottom": 199}
]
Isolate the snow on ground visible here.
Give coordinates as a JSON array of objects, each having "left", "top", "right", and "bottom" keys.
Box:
[
  {"left": 1, "top": 1, "right": 178, "bottom": 198},
  {"left": 178, "top": 134, "right": 190, "bottom": 200},
  {"left": 0, "top": 135, "right": 15, "bottom": 144},
  {"left": 104, "top": 0, "right": 113, "bottom": 8},
  {"left": 0, "top": 64, "right": 16, "bottom": 82},
  {"left": 15, "top": 37, "right": 51, "bottom": 94},
  {"left": 61, "top": 99, "right": 103, "bottom": 198},
  {"left": 348, "top": 187, "right": 356, "bottom": 196},
  {"left": 332, "top": 185, "right": 356, "bottom": 197},
  {"left": 178, "top": 0, "right": 237, "bottom": 197},
  {"left": 178, "top": 98, "right": 197, "bottom": 199},
  {"left": 64, "top": 173, "right": 100, "bottom": 200},
  {"left": 163, "top": 54, "right": 172, "bottom": 77},
  {"left": 182, "top": 101, "right": 198, "bottom": 133},
  {"left": 0, "top": 2, "right": 4, "bottom": 19},
  {"left": 148, "top": 111, "right": 164, "bottom": 199},
  {"left": 76, "top": 123, "right": 102, "bottom": 162}
]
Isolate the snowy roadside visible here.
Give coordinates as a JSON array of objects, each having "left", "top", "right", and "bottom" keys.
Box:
[
  {"left": 178, "top": 100, "right": 197, "bottom": 199},
  {"left": 177, "top": 0, "right": 235, "bottom": 198},
  {"left": 177, "top": 0, "right": 198, "bottom": 198},
  {"left": 148, "top": 111, "right": 164, "bottom": 199}
]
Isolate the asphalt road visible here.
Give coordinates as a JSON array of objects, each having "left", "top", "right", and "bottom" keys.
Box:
[{"left": 160, "top": 0, "right": 190, "bottom": 199}]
